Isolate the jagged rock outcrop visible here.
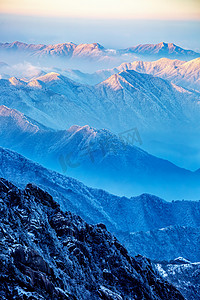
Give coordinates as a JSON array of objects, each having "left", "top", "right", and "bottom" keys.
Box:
[{"left": 0, "top": 178, "right": 184, "bottom": 300}]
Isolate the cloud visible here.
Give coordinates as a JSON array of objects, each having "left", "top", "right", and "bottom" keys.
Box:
[{"left": 0, "top": 61, "right": 48, "bottom": 79}]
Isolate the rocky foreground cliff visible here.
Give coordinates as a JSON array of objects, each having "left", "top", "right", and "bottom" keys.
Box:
[{"left": 0, "top": 178, "right": 184, "bottom": 300}]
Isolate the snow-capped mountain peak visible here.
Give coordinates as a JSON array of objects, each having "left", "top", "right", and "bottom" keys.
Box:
[
  {"left": 9, "top": 76, "right": 25, "bottom": 86},
  {"left": 33, "top": 72, "right": 61, "bottom": 83},
  {"left": 100, "top": 73, "right": 123, "bottom": 91}
]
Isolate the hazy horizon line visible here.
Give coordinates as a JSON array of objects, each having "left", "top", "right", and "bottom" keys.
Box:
[
  {"left": 1, "top": 12, "right": 200, "bottom": 22},
  {"left": 1, "top": 14, "right": 199, "bottom": 51}
]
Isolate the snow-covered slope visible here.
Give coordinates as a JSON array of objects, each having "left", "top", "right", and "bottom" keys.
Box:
[
  {"left": 0, "top": 73, "right": 103, "bottom": 130},
  {"left": 1, "top": 70, "right": 200, "bottom": 172},
  {"left": 71, "top": 57, "right": 200, "bottom": 92},
  {"left": 118, "top": 57, "right": 200, "bottom": 91},
  {"left": 0, "top": 70, "right": 200, "bottom": 134},
  {"left": 95, "top": 70, "right": 200, "bottom": 130},
  {"left": 91, "top": 57, "right": 200, "bottom": 91},
  {"left": 1, "top": 108, "right": 200, "bottom": 199},
  {"left": 155, "top": 258, "right": 200, "bottom": 300},
  {"left": 0, "top": 147, "right": 200, "bottom": 263}
]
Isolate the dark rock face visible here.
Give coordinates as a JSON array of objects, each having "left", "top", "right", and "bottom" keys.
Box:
[{"left": 0, "top": 178, "right": 184, "bottom": 300}]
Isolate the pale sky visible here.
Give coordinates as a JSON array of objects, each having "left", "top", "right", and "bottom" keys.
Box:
[
  {"left": 0, "top": 0, "right": 200, "bottom": 20},
  {"left": 0, "top": 0, "right": 200, "bottom": 50}
]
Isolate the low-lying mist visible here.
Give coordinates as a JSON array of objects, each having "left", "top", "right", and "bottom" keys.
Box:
[{"left": 0, "top": 50, "right": 140, "bottom": 76}]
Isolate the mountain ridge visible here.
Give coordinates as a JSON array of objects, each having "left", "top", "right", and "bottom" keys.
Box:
[
  {"left": 1, "top": 68, "right": 199, "bottom": 133},
  {"left": 1, "top": 41, "right": 199, "bottom": 61},
  {"left": 1, "top": 106, "right": 200, "bottom": 200},
  {"left": 0, "top": 146, "right": 200, "bottom": 264},
  {"left": 67, "top": 57, "right": 200, "bottom": 92}
]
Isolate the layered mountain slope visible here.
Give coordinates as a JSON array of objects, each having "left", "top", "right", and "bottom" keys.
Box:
[
  {"left": 0, "top": 74, "right": 103, "bottom": 130},
  {"left": 95, "top": 70, "right": 200, "bottom": 130},
  {"left": 0, "top": 69, "right": 200, "bottom": 134},
  {"left": 73, "top": 57, "right": 200, "bottom": 91},
  {"left": 0, "top": 178, "right": 185, "bottom": 300},
  {"left": 0, "top": 147, "right": 200, "bottom": 263},
  {"left": 106, "top": 58, "right": 200, "bottom": 91},
  {"left": 1, "top": 69, "right": 200, "bottom": 174},
  {"left": 155, "top": 258, "right": 200, "bottom": 300},
  {"left": 121, "top": 58, "right": 200, "bottom": 91},
  {"left": 1, "top": 106, "right": 200, "bottom": 199}
]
